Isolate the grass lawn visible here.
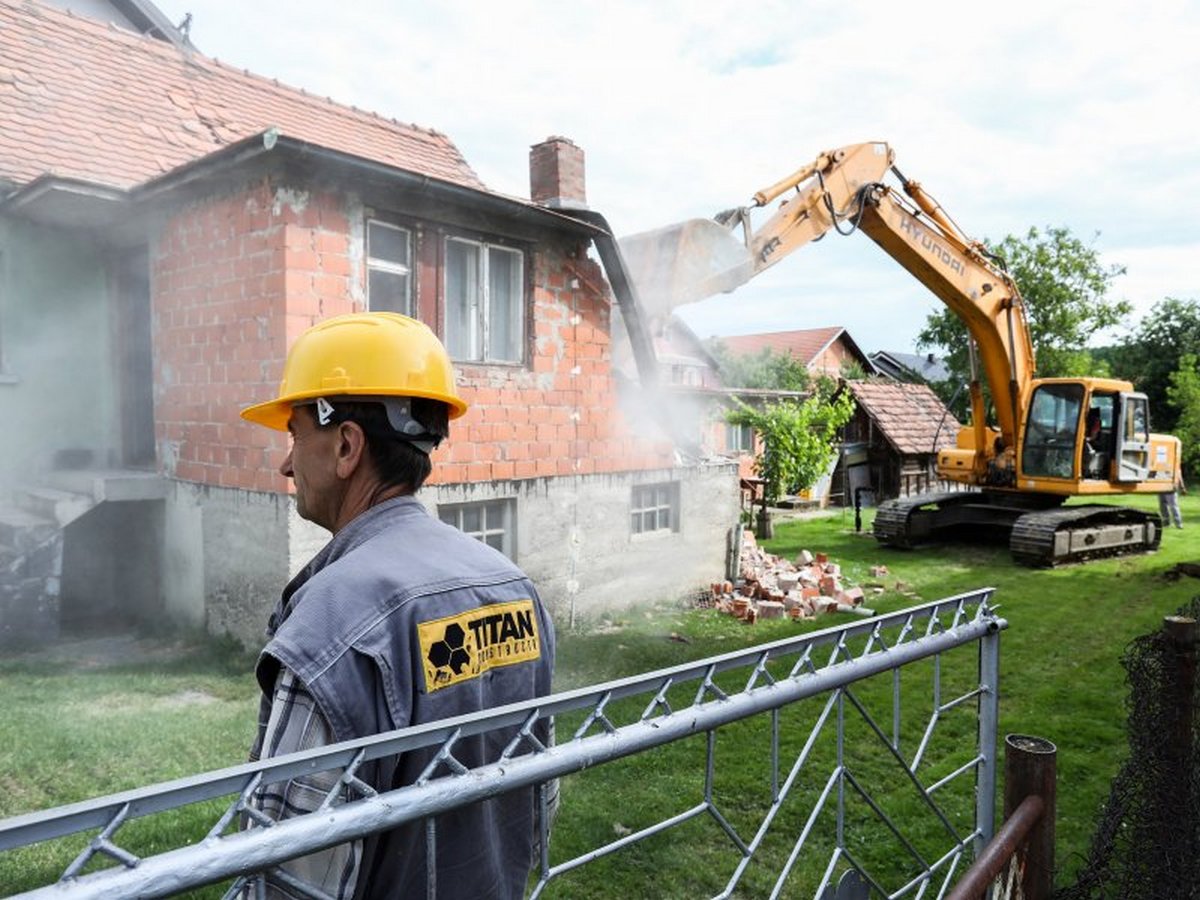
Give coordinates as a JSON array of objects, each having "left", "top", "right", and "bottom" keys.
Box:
[{"left": 0, "top": 493, "right": 1197, "bottom": 896}]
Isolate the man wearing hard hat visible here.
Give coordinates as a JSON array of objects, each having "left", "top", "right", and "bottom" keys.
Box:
[{"left": 240, "top": 312, "right": 555, "bottom": 899}]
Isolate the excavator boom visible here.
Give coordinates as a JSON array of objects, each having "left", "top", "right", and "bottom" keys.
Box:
[{"left": 614, "top": 141, "right": 1179, "bottom": 566}]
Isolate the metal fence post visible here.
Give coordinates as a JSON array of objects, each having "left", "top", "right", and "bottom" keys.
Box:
[
  {"left": 974, "top": 619, "right": 1001, "bottom": 857},
  {"left": 1004, "top": 734, "right": 1056, "bottom": 899}
]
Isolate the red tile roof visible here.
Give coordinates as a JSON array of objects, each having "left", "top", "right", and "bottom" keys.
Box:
[
  {"left": 717, "top": 327, "right": 847, "bottom": 365},
  {"left": 847, "top": 380, "right": 960, "bottom": 454},
  {"left": 0, "top": 0, "right": 484, "bottom": 192}
]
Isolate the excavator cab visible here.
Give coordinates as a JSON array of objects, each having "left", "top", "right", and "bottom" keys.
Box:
[{"left": 1019, "top": 381, "right": 1153, "bottom": 486}]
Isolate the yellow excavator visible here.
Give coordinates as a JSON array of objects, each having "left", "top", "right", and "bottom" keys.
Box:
[{"left": 615, "top": 141, "right": 1181, "bottom": 566}]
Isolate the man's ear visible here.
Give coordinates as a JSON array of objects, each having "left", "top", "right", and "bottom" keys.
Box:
[{"left": 333, "top": 421, "right": 368, "bottom": 479}]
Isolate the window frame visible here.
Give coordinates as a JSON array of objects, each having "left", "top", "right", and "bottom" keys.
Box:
[
  {"left": 1020, "top": 383, "right": 1084, "bottom": 480},
  {"left": 630, "top": 481, "right": 681, "bottom": 536},
  {"left": 727, "top": 422, "right": 755, "bottom": 453},
  {"left": 366, "top": 218, "right": 414, "bottom": 316},
  {"left": 437, "top": 498, "right": 518, "bottom": 560},
  {"left": 443, "top": 234, "right": 527, "bottom": 365}
]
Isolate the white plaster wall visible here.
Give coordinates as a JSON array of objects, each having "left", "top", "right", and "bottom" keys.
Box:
[
  {"left": 162, "top": 482, "right": 205, "bottom": 628},
  {"left": 175, "top": 464, "right": 739, "bottom": 647},
  {"left": 163, "top": 480, "right": 292, "bottom": 647},
  {"left": 427, "top": 464, "right": 740, "bottom": 625}
]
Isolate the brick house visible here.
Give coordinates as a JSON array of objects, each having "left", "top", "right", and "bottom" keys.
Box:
[
  {"left": 0, "top": 0, "right": 738, "bottom": 646},
  {"left": 715, "top": 326, "right": 877, "bottom": 380}
]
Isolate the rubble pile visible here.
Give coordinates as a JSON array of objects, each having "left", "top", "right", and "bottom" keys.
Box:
[{"left": 706, "top": 530, "right": 883, "bottom": 623}]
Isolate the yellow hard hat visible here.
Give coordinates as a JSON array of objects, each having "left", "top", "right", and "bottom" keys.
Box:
[{"left": 240, "top": 312, "right": 469, "bottom": 431}]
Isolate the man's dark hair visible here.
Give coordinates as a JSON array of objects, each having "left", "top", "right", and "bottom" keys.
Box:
[{"left": 336, "top": 398, "right": 450, "bottom": 494}]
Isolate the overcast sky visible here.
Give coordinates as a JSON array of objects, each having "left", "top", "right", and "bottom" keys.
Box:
[{"left": 156, "top": 0, "right": 1200, "bottom": 356}]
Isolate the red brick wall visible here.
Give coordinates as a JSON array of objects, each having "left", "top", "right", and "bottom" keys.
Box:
[
  {"left": 153, "top": 181, "right": 357, "bottom": 492},
  {"left": 155, "top": 183, "right": 673, "bottom": 493},
  {"left": 430, "top": 241, "right": 674, "bottom": 484},
  {"left": 808, "top": 337, "right": 864, "bottom": 378}
]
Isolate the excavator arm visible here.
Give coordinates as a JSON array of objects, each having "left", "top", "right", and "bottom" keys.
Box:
[
  {"left": 619, "top": 141, "right": 1037, "bottom": 479},
  {"left": 613, "top": 141, "right": 1176, "bottom": 566}
]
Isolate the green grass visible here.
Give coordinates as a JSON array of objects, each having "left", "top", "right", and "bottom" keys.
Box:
[{"left": 1, "top": 494, "right": 1197, "bottom": 896}]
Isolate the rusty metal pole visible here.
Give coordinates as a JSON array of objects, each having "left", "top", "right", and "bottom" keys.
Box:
[{"left": 1003, "top": 733, "right": 1056, "bottom": 900}]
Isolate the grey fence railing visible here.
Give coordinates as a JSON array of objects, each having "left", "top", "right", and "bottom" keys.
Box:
[{"left": 0, "top": 588, "right": 1004, "bottom": 899}]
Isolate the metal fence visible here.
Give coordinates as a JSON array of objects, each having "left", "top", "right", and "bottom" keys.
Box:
[{"left": 0, "top": 589, "right": 1004, "bottom": 899}]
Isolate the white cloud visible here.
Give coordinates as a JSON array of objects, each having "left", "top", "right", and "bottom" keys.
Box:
[{"left": 156, "top": 0, "right": 1200, "bottom": 352}]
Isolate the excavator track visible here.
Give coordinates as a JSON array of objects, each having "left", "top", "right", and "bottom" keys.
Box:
[
  {"left": 873, "top": 492, "right": 1162, "bottom": 567},
  {"left": 1009, "top": 505, "right": 1162, "bottom": 567},
  {"left": 871, "top": 491, "right": 975, "bottom": 549}
]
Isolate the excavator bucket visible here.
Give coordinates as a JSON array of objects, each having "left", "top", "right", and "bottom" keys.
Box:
[{"left": 617, "top": 218, "right": 755, "bottom": 320}]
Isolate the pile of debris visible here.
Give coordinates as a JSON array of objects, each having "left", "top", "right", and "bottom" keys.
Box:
[{"left": 705, "top": 530, "right": 885, "bottom": 623}]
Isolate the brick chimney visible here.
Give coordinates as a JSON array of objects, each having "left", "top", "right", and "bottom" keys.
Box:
[{"left": 530, "top": 136, "right": 587, "bottom": 209}]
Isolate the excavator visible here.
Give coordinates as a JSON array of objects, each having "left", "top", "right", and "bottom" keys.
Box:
[{"left": 611, "top": 141, "right": 1182, "bottom": 567}]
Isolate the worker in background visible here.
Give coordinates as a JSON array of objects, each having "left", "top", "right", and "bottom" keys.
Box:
[
  {"left": 239, "top": 312, "right": 555, "bottom": 899},
  {"left": 1160, "top": 465, "right": 1186, "bottom": 529}
]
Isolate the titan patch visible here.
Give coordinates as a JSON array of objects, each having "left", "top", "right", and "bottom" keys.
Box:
[{"left": 418, "top": 599, "right": 541, "bottom": 693}]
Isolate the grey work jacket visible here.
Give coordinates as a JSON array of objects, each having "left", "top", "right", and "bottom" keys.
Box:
[{"left": 257, "top": 495, "right": 555, "bottom": 900}]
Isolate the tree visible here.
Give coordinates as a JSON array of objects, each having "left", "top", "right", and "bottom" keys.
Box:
[
  {"left": 1166, "top": 353, "right": 1200, "bottom": 476},
  {"left": 1112, "top": 298, "right": 1200, "bottom": 434},
  {"left": 726, "top": 384, "right": 855, "bottom": 504},
  {"left": 917, "top": 226, "right": 1130, "bottom": 394}
]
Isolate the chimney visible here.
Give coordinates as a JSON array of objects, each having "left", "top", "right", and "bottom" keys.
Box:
[{"left": 530, "top": 136, "right": 587, "bottom": 209}]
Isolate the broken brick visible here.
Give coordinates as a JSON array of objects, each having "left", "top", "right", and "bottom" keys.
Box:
[
  {"left": 758, "top": 600, "right": 785, "bottom": 619},
  {"left": 837, "top": 586, "right": 865, "bottom": 606}
]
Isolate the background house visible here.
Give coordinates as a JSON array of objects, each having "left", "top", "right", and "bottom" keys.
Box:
[
  {"left": 838, "top": 380, "right": 961, "bottom": 504},
  {"left": 0, "top": 0, "right": 739, "bottom": 646},
  {"left": 870, "top": 350, "right": 952, "bottom": 386},
  {"left": 716, "top": 326, "right": 877, "bottom": 379}
]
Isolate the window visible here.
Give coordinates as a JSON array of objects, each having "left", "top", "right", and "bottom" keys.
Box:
[
  {"left": 445, "top": 237, "right": 524, "bottom": 363},
  {"left": 631, "top": 482, "right": 680, "bottom": 535},
  {"left": 438, "top": 499, "right": 516, "bottom": 559},
  {"left": 1021, "top": 383, "right": 1084, "bottom": 479},
  {"left": 727, "top": 423, "right": 755, "bottom": 453},
  {"left": 367, "top": 220, "right": 412, "bottom": 315}
]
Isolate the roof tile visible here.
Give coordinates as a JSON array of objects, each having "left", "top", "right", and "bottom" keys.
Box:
[
  {"left": 719, "top": 327, "right": 847, "bottom": 366},
  {"left": 0, "top": 0, "right": 485, "bottom": 192},
  {"left": 847, "top": 380, "right": 960, "bottom": 455}
]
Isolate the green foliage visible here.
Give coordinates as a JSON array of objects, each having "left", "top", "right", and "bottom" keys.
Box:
[
  {"left": 1112, "top": 298, "right": 1200, "bottom": 434},
  {"left": 4, "top": 498, "right": 1200, "bottom": 895},
  {"left": 705, "top": 340, "right": 811, "bottom": 391},
  {"left": 839, "top": 358, "right": 869, "bottom": 381},
  {"left": 918, "top": 225, "right": 1130, "bottom": 387},
  {"left": 726, "top": 386, "right": 855, "bottom": 502},
  {"left": 1166, "top": 353, "right": 1200, "bottom": 476}
]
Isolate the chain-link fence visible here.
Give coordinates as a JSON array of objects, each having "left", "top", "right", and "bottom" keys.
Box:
[{"left": 1055, "top": 597, "right": 1200, "bottom": 900}]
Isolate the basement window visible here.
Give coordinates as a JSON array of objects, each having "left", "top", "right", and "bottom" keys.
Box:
[
  {"left": 438, "top": 498, "right": 517, "bottom": 559},
  {"left": 444, "top": 237, "right": 524, "bottom": 364},
  {"left": 367, "top": 220, "right": 413, "bottom": 315},
  {"left": 631, "top": 482, "right": 680, "bottom": 535}
]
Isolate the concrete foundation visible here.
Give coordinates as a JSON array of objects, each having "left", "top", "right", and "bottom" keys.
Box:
[{"left": 164, "top": 464, "right": 740, "bottom": 648}]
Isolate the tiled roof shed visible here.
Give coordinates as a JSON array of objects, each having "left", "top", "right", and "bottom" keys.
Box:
[
  {"left": 0, "top": 0, "right": 483, "bottom": 193},
  {"left": 847, "top": 380, "right": 959, "bottom": 455}
]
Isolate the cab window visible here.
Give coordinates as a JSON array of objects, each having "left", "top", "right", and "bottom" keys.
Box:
[{"left": 1022, "top": 384, "right": 1084, "bottom": 479}]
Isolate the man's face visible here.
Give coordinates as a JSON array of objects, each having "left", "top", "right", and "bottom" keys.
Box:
[{"left": 281, "top": 406, "right": 341, "bottom": 530}]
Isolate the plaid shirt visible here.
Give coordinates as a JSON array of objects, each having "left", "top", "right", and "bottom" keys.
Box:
[{"left": 248, "top": 667, "right": 361, "bottom": 900}]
